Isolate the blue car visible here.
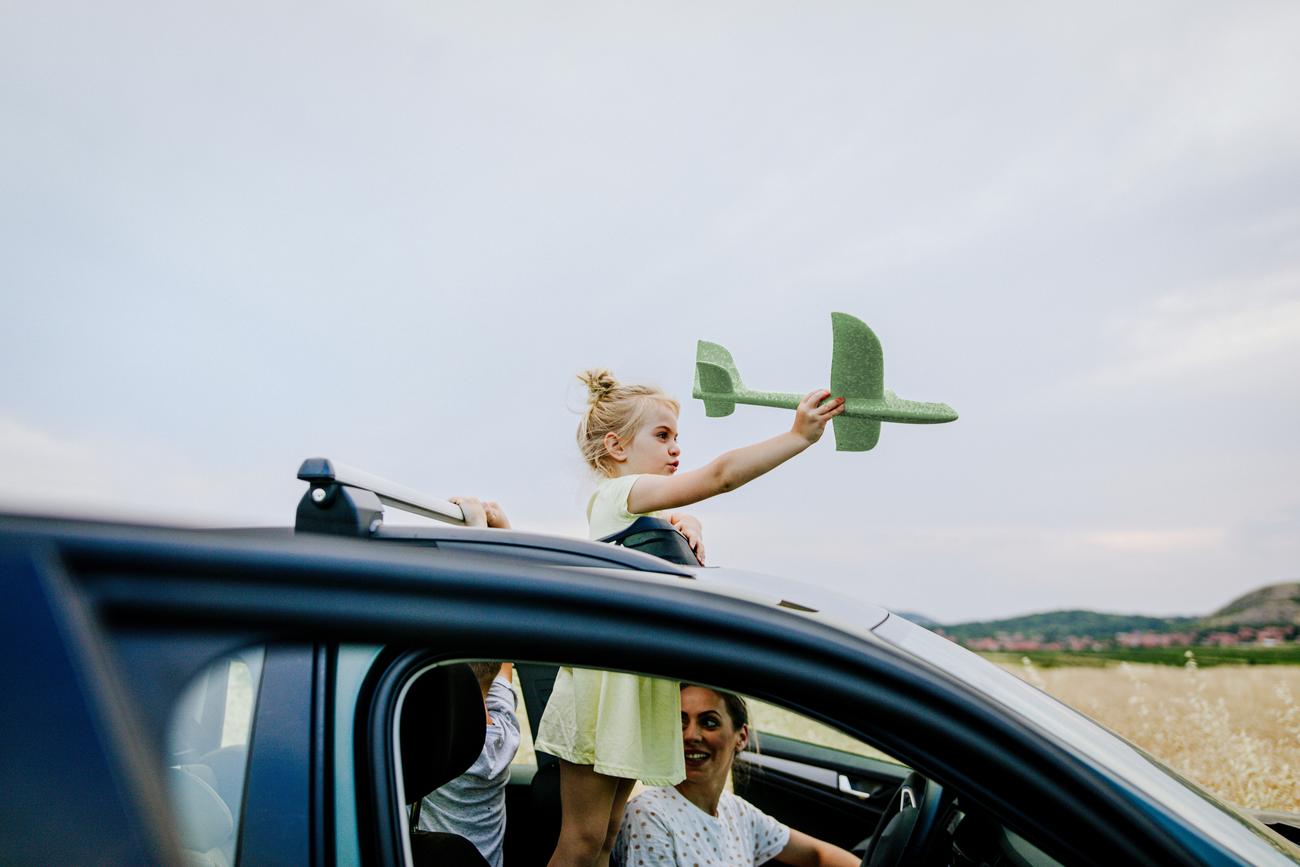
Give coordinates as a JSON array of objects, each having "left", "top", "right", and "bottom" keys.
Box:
[{"left": 2, "top": 459, "right": 1297, "bottom": 865}]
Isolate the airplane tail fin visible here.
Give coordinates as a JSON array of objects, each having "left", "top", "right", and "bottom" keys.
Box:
[
  {"left": 833, "top": 417, "right": 881, "bottom": 451},
  {"left": 693, "top": 340, "right": 744, "bottom": 417}
]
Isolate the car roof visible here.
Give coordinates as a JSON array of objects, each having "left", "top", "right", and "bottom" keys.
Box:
[
  {"left": 227, "top": 520, "right": 894, "bottom": 633},
  {"left": 282, "top": 457, "right": 888, "bottom": 629},
  {"left": 1, "top": 509, "right": 891, "bottom": 632}
]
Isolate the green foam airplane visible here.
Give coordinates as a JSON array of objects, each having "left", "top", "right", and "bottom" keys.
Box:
[{"left": 693, "top": 312, "right": 958, "bottom": 451}]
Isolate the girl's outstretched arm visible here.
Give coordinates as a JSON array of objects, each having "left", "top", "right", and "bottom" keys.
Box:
[{"left": 628, "top": 390, "right": 844, "bottom": 514}]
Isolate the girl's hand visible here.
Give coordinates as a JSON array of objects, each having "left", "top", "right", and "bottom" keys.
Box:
[
  {"left": 668, "top": 512, "right": 705, "bottom": 564},
  {"left": 792, "top": 390, "right": 845, "bottom": 444},
  {"left": 483, "top": 500, "right": 511, "bottom": 529},
  {"left": 450, "top": 496, "right": 511, "bottom": 529},
  {"left": 449, "top": 495, "right": 487, "bottom": 527}
]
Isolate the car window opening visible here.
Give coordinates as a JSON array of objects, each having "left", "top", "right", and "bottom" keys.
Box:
[
  {"left": 388, "top": 659, "right": 921, "bottom": 867},
  {"left": 165, "top": 646, "right": 265, "bottom": 867}
]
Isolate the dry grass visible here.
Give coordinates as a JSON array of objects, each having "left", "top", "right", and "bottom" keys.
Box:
[{"left": 1008, "top": 658, "right": 1300, "bottom": 812}]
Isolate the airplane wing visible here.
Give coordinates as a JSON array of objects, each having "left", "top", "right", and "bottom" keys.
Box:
[
  {"left": 874, "top": 391, "right": 958, "bottom": 423},
  {"left": 829, "top": 312, "right": 884, "bottom": 450}
]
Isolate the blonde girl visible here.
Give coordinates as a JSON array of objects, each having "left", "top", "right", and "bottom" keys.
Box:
[{"left": 534, "top": 369, "right": 845, "bottom": 867}]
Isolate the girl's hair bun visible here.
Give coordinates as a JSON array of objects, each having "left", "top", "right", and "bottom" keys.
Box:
[{"left": 578, "top": 368, "right": 619, "bottom": 405}]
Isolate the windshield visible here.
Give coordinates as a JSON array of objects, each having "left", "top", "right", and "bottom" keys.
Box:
[{"left": 874, "top": 614, "right": 1300, "bottom": 863}]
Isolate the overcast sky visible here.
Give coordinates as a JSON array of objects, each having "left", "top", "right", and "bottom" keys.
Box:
[{"left": 2, "top": 2, "right": 1298, "bottom": 622}]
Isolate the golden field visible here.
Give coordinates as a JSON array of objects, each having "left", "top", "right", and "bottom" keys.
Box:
[{"left": 1007, "top": 659, "right": 1300, "bottom": 812}]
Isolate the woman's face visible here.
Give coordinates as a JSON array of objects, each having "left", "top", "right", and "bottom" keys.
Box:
[{"left": 680, "top": 686, "right": 748, "bottom": 788}]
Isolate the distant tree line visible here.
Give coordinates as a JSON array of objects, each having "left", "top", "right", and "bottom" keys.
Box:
[{"left": 940, "top": 611, "right": 1197, "bottom": 644}]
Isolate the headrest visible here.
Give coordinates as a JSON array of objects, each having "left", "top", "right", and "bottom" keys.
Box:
[
  {"left": 400, "top": 663, "right": 486, "bottom": 804},
  {"left": 167, "top": 765, "right": 233, "bottom": 852}
]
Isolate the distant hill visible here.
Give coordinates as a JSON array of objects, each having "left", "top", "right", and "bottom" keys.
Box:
[
  {"left": 1202, "top": 581, "right": 1300, "bottom": 628},
  {"left": 941, "top": 610, "right": 1195, "bottom": 644},
  {"left": 942, "top": 581, "right": 1300, "bottom": 644}
]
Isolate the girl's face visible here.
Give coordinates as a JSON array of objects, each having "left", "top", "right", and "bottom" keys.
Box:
[
  {"left": 680, "top": 686, "right": 748, "bottom": 789},
  {"left": 613, "top": 401, "right": 681, "bottom": 476}
]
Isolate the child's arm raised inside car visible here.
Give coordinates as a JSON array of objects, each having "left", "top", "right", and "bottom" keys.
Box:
[{"left": 628, "top": 389, "right": 845, "bottom": 514}]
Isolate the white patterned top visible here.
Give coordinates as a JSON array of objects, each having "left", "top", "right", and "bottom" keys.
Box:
[{"left": 613, "top": 785, "right": 790, "bottom": 866}]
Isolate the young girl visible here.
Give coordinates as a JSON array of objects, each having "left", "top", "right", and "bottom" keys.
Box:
[{"left": 534, "top": 369, "right": 845, "bottom": 867}]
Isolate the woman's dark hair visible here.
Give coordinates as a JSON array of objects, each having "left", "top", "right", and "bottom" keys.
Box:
[{"left": 716, "top": 690, "right": 750, "bottom": 732}]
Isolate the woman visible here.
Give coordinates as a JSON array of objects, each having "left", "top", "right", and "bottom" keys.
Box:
[{"left": 612, "top": 685, "right": 860, "bottom": 867}]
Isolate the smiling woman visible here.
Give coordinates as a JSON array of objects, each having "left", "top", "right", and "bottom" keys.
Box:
[{"left": 612, "top": 685, "right": 859, "bottom": 867}]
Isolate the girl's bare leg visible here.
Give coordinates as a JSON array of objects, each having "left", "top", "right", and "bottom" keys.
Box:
[
  {"left": 596, "top": 777, "right": 637, "bottom": 867},
  {"left": 547, "top": 761, "right": 630, "bottom": 867}
]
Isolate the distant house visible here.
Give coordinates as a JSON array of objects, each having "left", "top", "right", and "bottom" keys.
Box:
[
  {"left": 1254, "top": 626, "right": 1288, "bottom": 646},
  {"left": 1115, "top": 630, "right": 1195, "bottom": 648}
]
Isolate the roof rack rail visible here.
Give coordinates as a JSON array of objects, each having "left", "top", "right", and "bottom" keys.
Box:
[{"left": 292, "top": 457, "right": 694, "bottom": 576}]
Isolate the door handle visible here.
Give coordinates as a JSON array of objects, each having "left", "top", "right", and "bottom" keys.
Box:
[{"left": 837, "top": 774, "right": 872, "bottom": 800}]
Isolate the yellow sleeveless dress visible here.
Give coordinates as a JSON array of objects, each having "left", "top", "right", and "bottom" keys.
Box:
[{"left": 532, "top": 475, "right": 685, "bottom": 785}]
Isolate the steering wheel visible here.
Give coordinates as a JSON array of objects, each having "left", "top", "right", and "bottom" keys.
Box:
[{"left": 860, "top": 771, "right": 945, "bottom": 867}]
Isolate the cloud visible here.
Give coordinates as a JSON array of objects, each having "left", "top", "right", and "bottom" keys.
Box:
[
  {"left": 0, "top": 418, "right": 93, "bottom": 467},
  {"left": 2, "top": 1, "right": 1298, "bottom": 634},
  {"left": 1081, "top": 528, "right": 1227, "bottom": 553},
  {"left": 0, "top": 417, "right": 276, "bottom": 526},
  {"left": 694, "top": 511, "right": 1266, "bottom": 622},
  {"left": 1081, "top": 268, "right": 1300, "bottom": 390}
]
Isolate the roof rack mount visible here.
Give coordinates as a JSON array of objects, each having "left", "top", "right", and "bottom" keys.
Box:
[{"left": 296, "top": 458, "right": 465, "bottom": 535}]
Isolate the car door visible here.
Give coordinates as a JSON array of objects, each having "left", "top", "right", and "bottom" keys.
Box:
[{"left": 4, "top": 516, "right": 1264, "bottom": 866}]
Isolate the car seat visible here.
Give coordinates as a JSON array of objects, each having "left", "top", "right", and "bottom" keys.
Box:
[
  {"left": 197, "top": 744, "right": 248, "bottom": 832},
  {"left": 167, "top": 765, "right": 234, "bottom": 867},
  {"left": 519, "top": 662, "right": 562, "bottom": 867},
  {"left": 527, "top": 760, "right": 563, "bottom": 866},
  {"left": 401, "top": 663, "right": 491, "bottom": 867}
]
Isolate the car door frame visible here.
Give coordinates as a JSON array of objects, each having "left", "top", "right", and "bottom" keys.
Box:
[{"left": 3, "top": 516, "right": 1244, "bottom": 866}]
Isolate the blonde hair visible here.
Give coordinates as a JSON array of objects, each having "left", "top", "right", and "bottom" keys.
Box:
[{"left": 576, "top": 369, "right": 680, "bottom": 477}]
